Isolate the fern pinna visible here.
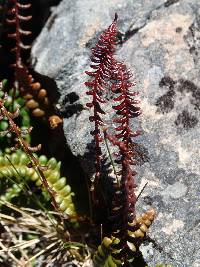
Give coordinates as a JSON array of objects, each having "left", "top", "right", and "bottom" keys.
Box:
[
  {"left": 85, "top": 14, "right": 118, "bottom": 192},
  {"left": 85, "top": 15, "right": 156, "bottom": 265}
]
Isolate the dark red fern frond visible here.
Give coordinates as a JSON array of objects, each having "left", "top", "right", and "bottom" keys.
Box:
[
  {"left": 6, "top": 1, "right": 62, "bottom": 128},
  {"left": 85, "top": 14, "right": 118, "bottom": 192},
  {"left": 111, "top": 62, "right": 141, "bottom": 144},
  {"left": 6, "top": 0, "right": 31, "bottom": 102},
  {"left": 7, "top": 0, "right": 31, "bottom": 71},
  {"left": 108, "top": 61, "right": 141, "bottom": 221},
  {"left": 104, "top": 132, "right": 137, "bottom": 217},
  {"left": 103, "top": 63, "right": 144, "bottom": 263},
  {"left": 104, "top": 133, "right": 146, "bottom": 264}
]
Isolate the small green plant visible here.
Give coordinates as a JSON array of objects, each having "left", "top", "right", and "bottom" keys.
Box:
[
  {"left": 0, "top": 81, "right": 31, "bottom": 152},
  {"left": 93, "top": 237, "right": 121, "bottom": 267},
  {"left": 0, "top": 150, "right": 76, "bottom": 216},
  {"left": 0, "top": 80, "right": 80, "bottom": 265}
]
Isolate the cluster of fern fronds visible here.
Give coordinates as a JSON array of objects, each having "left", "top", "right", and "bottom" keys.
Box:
[
  {"left": 0, "top": 2, "right": 173, "bottom": 266},
  {"left": 0, "top": 80, "right": 75, "bottom": 215},
  {"left": 0, "top": 79, "right": 81, "bottom": 265},
  {"left": 84, "top": 14, "right": 165, "bottom": 267},
  {"left": 0, "top": 2, "right": 84, "bottom": 265}
]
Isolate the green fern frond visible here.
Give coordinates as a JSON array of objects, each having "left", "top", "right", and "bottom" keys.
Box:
[
  {"left": 93, "top": 209, "right": 156, "bottom": 266},
  {"left": 93, "top": 237, "right": 121, "bottom": 267},
  {"left": 0, "top": 183, "right": 22, "bottom": 203},
  {"left": 93, "top": 237, "right": 172, "bottom": 267},
  {"left": 0, "top": 150, "right": 76, "bottom": 216}
]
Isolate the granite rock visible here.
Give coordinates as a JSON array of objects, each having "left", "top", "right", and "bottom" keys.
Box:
[{"left": 31, "top": 0, "right": 200, "bottom": 266}]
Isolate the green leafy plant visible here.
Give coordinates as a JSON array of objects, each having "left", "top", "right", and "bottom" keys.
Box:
[
  {"left": 93, "top": 209, "right": 156, "bottom": 267},
  {"left": 93, "top": 237, "right": 121, "bottom": 267},
  {"left": 0, "top": 80, "right": 75, "bottom": 216},
  {"left": 0, "top": 80, "right": 81, "bottom": 266},
  {"left": 0, "top": 80, "right": 31, "bottom": 151},
  {"left": 0, "top": 150, "right": 76, "bottom": 216}
]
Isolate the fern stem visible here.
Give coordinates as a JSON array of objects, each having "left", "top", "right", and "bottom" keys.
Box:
[{"left": 103, "top": 131, "right": 120, "bottom": 187}]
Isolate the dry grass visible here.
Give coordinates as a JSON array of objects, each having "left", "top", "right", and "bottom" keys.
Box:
[{"left": 0, "top": 200, "right": 91, "bottom": 267}]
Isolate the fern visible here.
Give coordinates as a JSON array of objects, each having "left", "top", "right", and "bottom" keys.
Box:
[
  {"left": 85, "top": 14, "right": 118, "bottom": 191},
  {"left": 5, "top": 1, "right": 62, "bottom": 127},
  {"left": 0, "top": 150, "right": 76, "bottom": 216},
  {"left": 93, "top": 237, "right": 121, "bottom": 267},
  {"left": 93, "top": 210, "right": 156, "bottom": 267},
  {"left": 0, "top": 182, "right": 22, "bottom": 204},
  {"left": 103, "top": 61, "right": 143, "bottom": 262},
  {"left": 0, "top": 82, "right": 31, "bottom": 151},
  {"left": 110, "top": 209, "right": 155, "bottom": 264},
  {"left": 6, "top": 0, "right": 32, "bottom": 98},
  {"left": 85, "top": 15, "right": 157, "bottom": 265}
]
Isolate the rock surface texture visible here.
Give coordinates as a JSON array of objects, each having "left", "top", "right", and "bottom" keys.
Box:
[{"left": 31, "top": 0, "right": 200, "bottom": 266}]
